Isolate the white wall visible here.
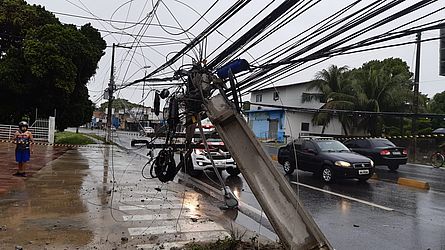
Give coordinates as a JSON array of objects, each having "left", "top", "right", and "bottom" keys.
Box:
[
  {"left": 282, "top": 111, "right": 343, "bottom": 140},
  {"left": 250, "top": 83, "right": 322, "bottom": 111},
  {"left": 249, "top": 82, "right": 345, "bottom": 139}
]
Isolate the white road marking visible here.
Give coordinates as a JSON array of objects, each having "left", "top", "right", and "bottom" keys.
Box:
[
  {"left": 128, "top": 222, "right": 226, "bottom": 236},
  {"left": 117, "top": 196, "right": 183, "bottom": 202},
  {"left": 119, "top": 203, "right": 187, "bottom": 211},
  {"left": 123, "top": 211, "right": 193, "bottom": 221},
  {"left": 290, "top": 181, "right": 394, "bottom": 211}
]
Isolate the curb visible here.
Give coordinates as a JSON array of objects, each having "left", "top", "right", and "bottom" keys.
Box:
[
  {"left": 408, "top": 162, "right": 445, "bottom": 170},
  {"left": 397, "top": 177, "right": 430, "bottom": 190}
]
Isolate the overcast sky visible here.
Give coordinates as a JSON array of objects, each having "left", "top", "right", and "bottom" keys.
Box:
[{"left": 26, "top": 0, "right": 445, "bottom": 106}]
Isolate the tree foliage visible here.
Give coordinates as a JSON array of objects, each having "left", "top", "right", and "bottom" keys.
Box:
[
  {"left": 429, "top": 91, "right": 445, "bottom": 129},
  {"left": 0, "top": 0, "right": 106, "bottom": 130},
  {"left": 99, "top": 98, "right": 143, "bottom": 112},
  {"left": 311, "top": 58, "right": 424, "bottom": 136}
]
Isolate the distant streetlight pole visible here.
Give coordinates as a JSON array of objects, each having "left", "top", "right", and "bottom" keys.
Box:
[{"left": 106, "top": 43, "right": 132, "bottom": 143}]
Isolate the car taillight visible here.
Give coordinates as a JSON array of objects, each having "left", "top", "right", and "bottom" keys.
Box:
[
  {"left": 402, "top": 149, "right": 408, "bottom": 155},
  {"left": 380, "top": 149, "right": 391, "bottom": 156}
]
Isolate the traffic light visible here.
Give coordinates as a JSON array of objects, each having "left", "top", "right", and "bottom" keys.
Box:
[{"left": 440, "top": 28, "right": 445, "bottom": 76}]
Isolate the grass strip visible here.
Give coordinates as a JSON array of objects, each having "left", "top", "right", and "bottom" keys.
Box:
[{"left": 55, "top": 131, "right": 96, "bottom": 145}]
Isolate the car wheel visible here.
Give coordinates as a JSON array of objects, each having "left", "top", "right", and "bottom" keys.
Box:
[
  {"left": 226, "top": 167, "right": 241, "bottom": 176},
  {"left": 388, "top": 164, "right": 399, "bottom": 171},
  {"left": 283, "top": 160, "right": 295, "bottom": 175},
  {"left": 321, "top": 166, "right": 334, "bottom": 183}
]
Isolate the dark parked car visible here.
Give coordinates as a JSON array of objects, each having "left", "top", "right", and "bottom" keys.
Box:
[
  {"left": 343, "top": 138, "right": 407, "bottom": 171},
  {"left": 278, "top": 138, "right": 375, "bottom": 182}
]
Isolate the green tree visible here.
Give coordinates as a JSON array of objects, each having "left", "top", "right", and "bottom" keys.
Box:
[
  {"left": 348, "top": 59, "right": 414, "bottom": 135},
  {"left": 311, "top": 58, "right": 417, "bottom": 136},
  {"left": 429, "top": 91, "right": 445, "bottom": 129},
  {"left": 99, "top": 98, "right": 142, "bottom": 112},
  {"left": 307, "top": 65, "right": 351, "bottom": 134},
  {"left": 0, "top": 0, "right": 106, "bottom": 130}
]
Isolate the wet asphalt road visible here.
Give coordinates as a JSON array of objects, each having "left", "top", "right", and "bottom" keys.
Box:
[
  {"left": 182, "top": 143, "right": 445, "bottom": 250},
  {"left": 83, "top": 130, "right": 445, "bottom": 249},
  {"left": 0, "top": 143, "right": 248, "bottom": 249},
  {"left": 222, "top": 144, "right": 445, "bottom": 250}
]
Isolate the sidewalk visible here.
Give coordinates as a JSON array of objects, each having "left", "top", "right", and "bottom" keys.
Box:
[
  {"left": 0, "top": 141, "right": 278, "bottom": 249},
  {"left": 0, "top": 142, "right": 67, "bottom": 196}
]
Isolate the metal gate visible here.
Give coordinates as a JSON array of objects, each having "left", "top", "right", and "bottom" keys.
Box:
[{"left": 0, "top": 117, "right": 55, "bottom": 143}]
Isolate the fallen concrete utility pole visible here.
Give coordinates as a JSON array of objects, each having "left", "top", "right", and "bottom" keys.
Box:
[{"left": 204, "top": 94, "right": 332, "bottom": 250}]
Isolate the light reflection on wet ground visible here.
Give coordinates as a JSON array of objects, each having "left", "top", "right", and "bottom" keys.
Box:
[{"left": 0, "top": 145, "right": 240, "bottom": 249}]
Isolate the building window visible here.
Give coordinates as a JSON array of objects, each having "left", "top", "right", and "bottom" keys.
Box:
[
  {"left": 255, "top": 94, "right": 262, "bottom": 102},
  {"left": 273, "top": 91, "right": 279, "bottom": 101},
  {"left": 301, "top": 122, "right": 310, "bottom": 131}
]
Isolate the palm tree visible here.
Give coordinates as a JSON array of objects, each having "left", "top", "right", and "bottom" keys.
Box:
[
  {"left": 350, "top": 66, "right": 413, "bottom": 136},
  {"left": 310, "top": 59, "right": 413, "bottom": 136},
  {"left": 308, "top": 65, "right": 351, "bottom": 134}
]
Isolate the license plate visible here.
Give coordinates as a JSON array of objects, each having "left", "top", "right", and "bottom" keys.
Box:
[
  {"left": 358, "top": 169, "right": 369, "bottom": 175},
  {"left": 215, "top": 161, "right": 224, "bottom": 167},
  {"left": 392, "top": 151, "right": 401, "bottom": 155}
]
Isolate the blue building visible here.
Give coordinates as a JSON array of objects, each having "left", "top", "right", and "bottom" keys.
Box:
[
  {"left": 247, "top": 81, "right": 345, "bottom": 143},
  {"left": 248, "top": 109, "right": 286, "bottom": 142}
]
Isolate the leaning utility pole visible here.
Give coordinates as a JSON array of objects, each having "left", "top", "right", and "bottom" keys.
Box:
[
  {"left": 175, "top": 63, "right": 332, "bottom": 249},
  {"left": 204, "top": 94, "right": 331, "bottom": 250}
]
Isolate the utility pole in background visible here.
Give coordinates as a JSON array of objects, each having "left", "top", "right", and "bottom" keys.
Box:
[
  {"left": 106, "top": 43, "right": 131, "bottom": 143},
  {"left": 412, "top": 32, "right": 421, "bottom": 161},
  {"left": 412, "top": 32, "right": 421, "bottom": 135},
  {"left": 106, "top": 43, "right": 116, "bottom": 143}
]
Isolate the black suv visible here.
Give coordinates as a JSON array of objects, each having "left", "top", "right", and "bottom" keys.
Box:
[
  {"left": 343, "top": 138, "right": 407, "bottom": 171},
  {"left": 278, "top": 138, "right": 375, "bottom": 182}
]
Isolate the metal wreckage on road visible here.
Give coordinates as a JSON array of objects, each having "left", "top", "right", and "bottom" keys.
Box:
[{"left": 134, "top": 59, "right": 332, "bottom": 250}]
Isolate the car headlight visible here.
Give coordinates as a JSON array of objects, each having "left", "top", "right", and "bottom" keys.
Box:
[
  {"left": 369, "top": 159, "right": 374, "bottom": 167},
  {"left": 335, "top": 161, "right": 352, "bottom": 168}
]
